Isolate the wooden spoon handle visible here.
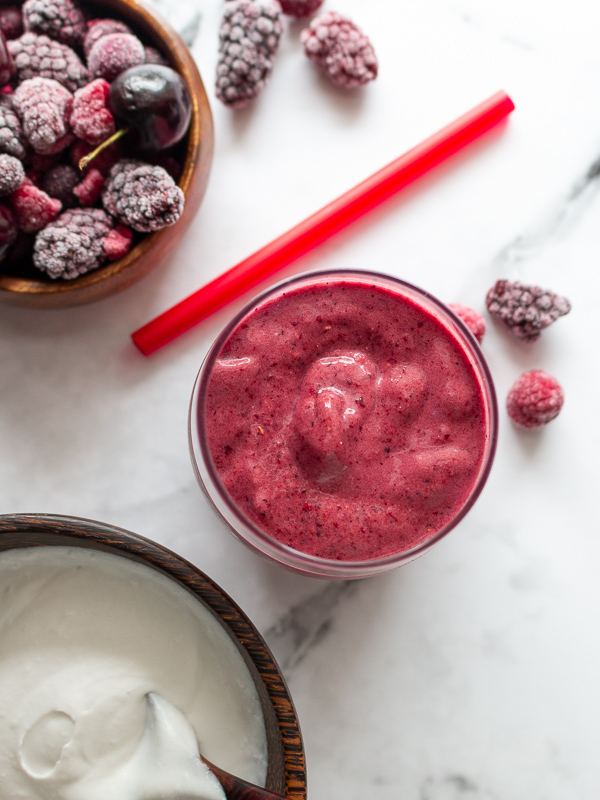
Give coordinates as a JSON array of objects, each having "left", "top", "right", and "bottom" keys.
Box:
[{"left": 201, "top": 758, "right": 289, "bottom": 800}]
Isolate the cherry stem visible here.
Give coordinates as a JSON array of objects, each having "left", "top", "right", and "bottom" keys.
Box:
[{"left": 78, "top": 127, "right": 129, "bottom": 170}]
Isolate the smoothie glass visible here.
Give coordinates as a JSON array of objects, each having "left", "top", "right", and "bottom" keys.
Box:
[{"left": 189, "top": 270, "right": 498, "bottom": 579}]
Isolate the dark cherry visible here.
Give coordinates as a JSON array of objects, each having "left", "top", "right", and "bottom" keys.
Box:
[
  {"left": 0, "top": 204, "right": 17, "bottom": 263},
  {"left": 108, "top": 64, "right": 192, "bottom": 153},
  {"left": 0, "top": 30, "right": 14, "bottom": 87}
]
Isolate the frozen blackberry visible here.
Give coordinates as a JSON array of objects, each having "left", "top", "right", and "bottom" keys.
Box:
[
  {"left": 279, "top": 0, "right": 323, "bottom": 16},
  {"left": 507, "top": 370, "right": 564, "bottom": 429},
  {"left": 0, "top": 6, "right": 23, "bottom": 40},
  {"left": 301, "top": 11, "right": 378, "bottom": 88},
  {"left": 0, "top": 96, "right": 26, "bottom": 158},
  {"left": 83, "top": 18, "right": 132, "bottom": 58},
  {"left": 216, "top": 0, "right": 283, "bottom": 108},
  {"left": 70, "top": 79, "right": 115, "bottom": 145},
  {"left": 88, "top": 32, "right": 145, "bottom": 82},
  {"left": 41, "top": 163, "right": 78, "bottom": 206},
  {"left": 13, "top": 77, "right": 73, "bottom": 154},
  {"left": 8, "top": 32, "right": 88, "bottom": 91},
  {"left": 486, "top": 279, "right": 571, "bottom": 340},
  {"left": 22, "top": 0, "right": 85, "bottom": 47},
  {"left": 0, "top": 153, "right": 24, "bottom": 195},
  {"left": 11, "top": 177, "right": 61, "bottom": 232},
  {"left": 33, "top": 207, "right": 120, "bottom": 278},
  {"left": 447, "top": 302, "right": 486, "bottom": 343},
  {"left": 102, "top": 159, "right": 184, "bottom": 232}
]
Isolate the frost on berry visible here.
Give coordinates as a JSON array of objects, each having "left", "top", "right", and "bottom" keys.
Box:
[
  {"left": 41, "top": 163, "right": 78, "bottom": 207},
  {"left": 73, "top": 168, "right": 104, "bottom": 205},
  {"left": 486, "top": 279, "right": 571, "bottom": 340},
  {"left": 33, "top": 207, "right": 118, "bottom": 279},
  {"left": 447, "top": 302, "right": 486, "bottom": 343},
  {"left": 8, "top": 32, "right": 88, "bottom": 91},
  {"left": 13, "top": 77, "right": 73, "bottom": 155},
  {"left": 215, "top": 0, "right": 284, "bottom": 108},
  {"left": 0, "top": 153, "right": 24, "bottom": 195},
  {"left": 300, "top": 11, "right": 378, "bottom": 88},
  {"left": 22, "top": 0, "right": 86, "bottom": 47},
  {"left": 11, "top": 177, "right": 61, "bottom": 232},
  {"left": 0, "top": 6, "right": 24, "bottom": 40},
  {"left": 0, "top": 96, "right": 27, "bottom": 159},
  {"left": 88, "top": 32, "right": 145, "bottom": 82},
  {"left": 506, "top": 370, "right": 564, "bottom": 429},
  {"left": 70, "top": 79, "right": 115, "bottom": 146},
  {"left": 279, "top": 0, "right": 324, "bottom": 16},
  {"left": 83, "top": 18, "right": 132, "bottom": 58},
  {"left": 102, "top": 159, "right": 184, "bottom": 232}
]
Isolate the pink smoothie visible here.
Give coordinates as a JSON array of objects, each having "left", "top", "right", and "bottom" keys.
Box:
[{"left": 203, "top": 275, "right": 490, "bottom": 562}]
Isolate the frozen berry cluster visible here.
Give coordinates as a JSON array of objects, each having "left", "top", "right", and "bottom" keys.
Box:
[
  {"left": 447, "top": 278, "right": 571, "bottom": 430},
  {"left": 216, "top": 0, "right": 378, "bottom": 108},
  {"left": 0, "top": 0, "right": 190, "bottom": 281}
]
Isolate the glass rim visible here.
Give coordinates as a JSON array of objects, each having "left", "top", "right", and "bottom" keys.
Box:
[{"left": 189, "top": 269, "right": 499, "bottom": 578}]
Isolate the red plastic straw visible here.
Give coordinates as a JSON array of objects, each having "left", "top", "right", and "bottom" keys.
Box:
[{"left": 132, "top": 91, "right": 514, "bottom": 355}]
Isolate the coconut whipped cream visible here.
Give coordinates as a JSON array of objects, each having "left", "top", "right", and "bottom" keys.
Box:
[{"left": 0, "top": 546, "right": 268, "bottom": 800}]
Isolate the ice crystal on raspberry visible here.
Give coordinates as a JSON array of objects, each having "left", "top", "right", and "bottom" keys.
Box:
[
  {"left": 447, "top": 302, "right": 486, "bottom": 343},
  {"left": 22, "top": 0, "right": 85, "bottom": 47},
  {"left": 507, "top": 370, "right": 564, "bottom": 429},
  {"left": 8, "top": 32, "right": 88, "bottom": 91},
  {"left": 102, "top": 159, "right": 184, "bottom": 232},
  {"left": 70, "top": 79, "right": 115, "bottom": 145},
  {"left": 88, "top": 32, "right": 145, "bottom": 82},
  {"left": 33, "top": 207, "right": 116, "bottom": 278},
  {"left": 486, "top": 279, "right": 571, "bottom": 340},
  {"left": 301, "top": 11, "right": 378, "bottom": 88},
  {"left": 12, "top": 177, "right": 61, "bottom": 232},
  {"left": 0, "top": 152, "right": 24, "bottom": 195},
  {"left": 216, "top": 0, "right": 283, "bottom": 108},
  {"left": 13, "top": 77, "right": 73, "bottom": 154}
]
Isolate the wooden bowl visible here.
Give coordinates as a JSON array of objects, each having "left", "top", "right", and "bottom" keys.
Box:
[
  {"left": 0, "top": 513, "right": 307, "bottom": 800},
  {"left": 0, "top": 0, "right": 214, "bottom": 308}
]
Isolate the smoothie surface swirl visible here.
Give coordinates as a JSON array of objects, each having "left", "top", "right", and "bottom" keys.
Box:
[{"left": 204, "top": 277, "right": 488, "bottom": 561}]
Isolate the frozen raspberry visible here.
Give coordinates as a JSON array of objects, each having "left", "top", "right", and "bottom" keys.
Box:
[
  {"left": 11, "top": 177, "right": 61, "bottom": 232},
  {"left": 102, "top": 223, "right": 132, "bottom": 260},
  {"left": 216, "top": 0, "right": 283, "bottom": 108},
  {"left": 301, "top": 11, "right": 378, "bottom": 88},
  {"left": 0, "top": 153, "right": 24, "bottom": 195},
  {"left": 33, "top": 207, "right": 119, "bottom": 278},
  {"left": 506, "top": 370, "right": 564, "bottom": 429},
  {"left": 83, "top": 18, "right": 132, "bottom": 58},
  {"left": 144, "top": 45, "right": 167, "bottom": 65},
  {"left": 102, "top": 159, "right": 184, "bottom": 232},
  {"left": 40, "top": 163, "right": 78, "bottom": 206},
  {"left": 13, "top": 77, "right": 73, "bottom": 155},
  {"left": 279, "top": 0, "right": 323, "bottom": 16},
  {"left": 22, "top": 0, "right": 85, "bottom": 47},
  {"left": 447, "top": 302, "right": 486, "bottom": 343},
  {"left": 73, "top": 168, "right": 104, "bottom": 205},
  {"left": 486, "top": 279, "right": 571, "bottom": 340},
  {"left": 0, "top": 96, "right": 26, "bottom": 158},
  {"left": 70, "top": 79, "right": 115, "bottom": 146},
  {"left": 70, "top": 136, "right": 125, "bottom": 175},
  {"left": 0, "top": 6, "right": 23, "bottom": 40},
  {"left": 88, "top": 32, "right": 145, "bottom": 82},
  {"left": 8, "top": 32, "right": 88, "bottom": 91}
]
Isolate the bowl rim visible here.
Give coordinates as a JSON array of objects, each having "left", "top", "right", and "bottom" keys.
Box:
[
  {"left": 0, "top": 0, "right": 214, "bottom": 304},
  {"left": 0, "top": 512, "right": 307, "bottom": 800}
]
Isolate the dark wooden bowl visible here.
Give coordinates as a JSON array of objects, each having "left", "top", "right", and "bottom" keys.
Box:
[
  {"left": 0, "top": 513, "right": 307, "bottom": 800},
  {"left": 0, "top": 0, "right": 214, "bottom": 308}
]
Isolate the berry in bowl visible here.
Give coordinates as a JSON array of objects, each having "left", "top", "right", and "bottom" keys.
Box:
[
  {"left": 190, "top": 270, "right": 498, "bottom": 579},
  {"left": 0, "top": 0, "right": 213, "bottom": 307}
]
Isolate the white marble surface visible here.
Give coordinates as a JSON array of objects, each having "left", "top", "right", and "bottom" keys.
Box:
[{"left": 2, "top": 0, "right": 600, "bottom": 797}]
